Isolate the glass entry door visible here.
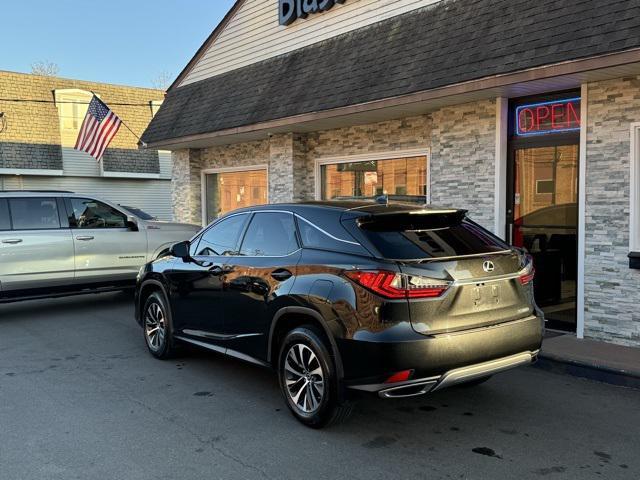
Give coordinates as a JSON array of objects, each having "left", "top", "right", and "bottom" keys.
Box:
[{"left": 508, "top": 144, "right": 579, "bottom": 331}]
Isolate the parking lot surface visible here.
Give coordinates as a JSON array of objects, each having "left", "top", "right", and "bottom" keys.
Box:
[{"left": 1, "top": 293, "right": 638, "bottom": 480}]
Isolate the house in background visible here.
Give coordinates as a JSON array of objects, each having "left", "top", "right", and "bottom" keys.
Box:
[{"left": 0, "top": 70, "right": 172, "bottom": 219}]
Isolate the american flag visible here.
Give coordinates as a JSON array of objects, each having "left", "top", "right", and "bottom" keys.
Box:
[{"left": 74, "top": 95, "right": 122, "bottom": 162}]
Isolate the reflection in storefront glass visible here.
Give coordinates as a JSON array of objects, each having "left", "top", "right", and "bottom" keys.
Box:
[
  {"left": 205, "top": 169, "right": 267, "bottom": 223},
  {"left": 320, "top": 156, "right": 427, "bottom": 200},
  {"left": 513, "top": 144, "right": 578, "bottom": 331}
]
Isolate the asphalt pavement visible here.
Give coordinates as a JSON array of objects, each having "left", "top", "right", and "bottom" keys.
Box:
[{"left": 0, "top": 293, "right": 638, "bottom": 480}]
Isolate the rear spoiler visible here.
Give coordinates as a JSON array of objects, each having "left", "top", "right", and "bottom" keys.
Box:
[{"left": 356, "top": 209, "right": 468, "bottom": 231}]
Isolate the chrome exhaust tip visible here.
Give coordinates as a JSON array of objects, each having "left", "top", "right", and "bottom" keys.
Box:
[{"left": 378, "top": 380, "right": 438, "bottom": 399}]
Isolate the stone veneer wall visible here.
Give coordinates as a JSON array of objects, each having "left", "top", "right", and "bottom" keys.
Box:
[
  {"left": 171, "top": 140, "right": 270, "bottom": 224},
  {"left": 171, "top": 103, "right": 498, "bottom": 229},
  {"left": 584, "top": 75, "right": 640, "bottom": 346},
  {"left": 306, "top": 115, "right": 432, "bottom": 158},
  {"left": 306, "top": 114, "right": 432, "bottom": 200},
  {"left": 430, "top": 99, "right": 497, "bottom": 230},
  {"left": 172, "top": 149, "right": 202, "bottom": 225}
]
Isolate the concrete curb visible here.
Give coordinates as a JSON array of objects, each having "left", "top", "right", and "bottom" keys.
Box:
[{"left": 534, "top": 354, "right": 640, "bottom": 390}]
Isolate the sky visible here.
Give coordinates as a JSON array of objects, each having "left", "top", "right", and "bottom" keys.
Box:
[{"left": 0, "top": 0, "right": 237, "bottom": 88}]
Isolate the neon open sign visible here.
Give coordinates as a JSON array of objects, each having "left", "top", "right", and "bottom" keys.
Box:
[{"left": 516, "top": 98, "right": 581, "bottom": 136}]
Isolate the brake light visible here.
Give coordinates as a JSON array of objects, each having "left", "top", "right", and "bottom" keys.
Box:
[
  {"left": 519, "top": 268, "right": 535, "bottom": 285},
  {"left": 345, "top": 271, "right": 450, "bottom": 299},
  {"left": 518, "top": 256, "right": 535, "bottom": 285}
]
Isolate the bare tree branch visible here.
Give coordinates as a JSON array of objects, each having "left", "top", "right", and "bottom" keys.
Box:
[
  {"left": 151, "top": 71, "right": 173, "bottom": 91},
  {"left": 31, "top": 61, "right": 60, "bottom": 77}
]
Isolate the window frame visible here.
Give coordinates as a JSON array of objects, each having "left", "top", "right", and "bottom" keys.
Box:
[
  {"left": 65, "top": 197, "right": 129, "bottom": 230},
  {"left": 237, "top": 211, "right": 300, "bottom": 258},
  {"left": 200, "top": 165, "right": 269, "bottom": 226},
  {"left": 630, "top": 123, "right": 640, "bottom": 253},
  {"left": 0, "top": 198, "right": 12, "bottom": 231},
  {"left": 191, "top": 212, "right": 251, "bottom": 257},
  {"left": 54, "top": 89, "right": 95, "bottom": 148},
  {"left": 294, "top": 213, "right": 364, "bottom": 255},
  {"left": 314, "top": 149, "right": 431, "bottom": 203},
  {"left": 7, "top": 196, "right": 65, "bottom": 231}
]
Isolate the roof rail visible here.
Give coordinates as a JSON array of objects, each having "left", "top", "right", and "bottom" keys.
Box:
[{"left": 332, "top": 195, "right": 429, "bottom": 205}]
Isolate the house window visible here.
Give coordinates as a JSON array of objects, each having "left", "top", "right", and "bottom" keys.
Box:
[
  {"left": 202, "top": 167, "right": 268, "bottom": 224},
  {"left": 319, "top": 155, "right": 428, "bottom": 201},
  {"left": 55, "top": 89, "right": 93, "bottom": 147}
]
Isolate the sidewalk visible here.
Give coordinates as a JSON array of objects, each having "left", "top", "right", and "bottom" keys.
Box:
[{"left": 535, "top": 333, "right": 640, "bottom": 389}]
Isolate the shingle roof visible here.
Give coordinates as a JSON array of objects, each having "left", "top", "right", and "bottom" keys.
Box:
[{"left": 142, "top": 0, "right": 640, "bottom": 145}]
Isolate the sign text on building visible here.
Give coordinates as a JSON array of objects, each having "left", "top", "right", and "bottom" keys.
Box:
[
  {"left": 279, "top": 0, "right": 346, "bottom": 26},
  {"left": 516, "top": 98, "right": 581, "bottom": 136}
]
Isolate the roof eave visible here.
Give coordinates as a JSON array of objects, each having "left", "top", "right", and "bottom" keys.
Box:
[{"left": 144, "top": 47, "right": 640, "bottom": 150}]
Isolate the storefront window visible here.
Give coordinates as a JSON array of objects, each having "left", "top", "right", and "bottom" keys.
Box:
[
  {"left": 320, "top": 156, "right": 427, "bottom": 200},
  {"left": 203, "top": 168, "right": 267, "bottom": 223}
]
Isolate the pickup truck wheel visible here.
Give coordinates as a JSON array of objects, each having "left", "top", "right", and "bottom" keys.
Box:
[{"left": 143, "top": 291, "right": 180, "bottom": 359}]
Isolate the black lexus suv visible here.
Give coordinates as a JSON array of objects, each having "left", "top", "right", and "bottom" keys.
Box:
[{"left": 135, "top": 201, "right": 543, "bottom": 428}]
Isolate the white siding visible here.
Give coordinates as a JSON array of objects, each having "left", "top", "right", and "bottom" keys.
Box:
[
  {"left": 0, "top": 175, "right": 173, "bottom": 221},
  {"left": 159, "top": 151, "right": 172, "bottom": 179},
  {"left": 180, "top": 0, "right": 442, "bottom": 86},
  {"left": 62, "top": 147, "right": 102, "bottom": 177}
]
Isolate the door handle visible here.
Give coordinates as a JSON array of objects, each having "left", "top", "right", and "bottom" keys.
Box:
[
  {"left": 1, "top": 238, "right": 22, "bottom": 244},
  {"left": 271, "top": 269, "right": 293, "bottom": 281},
  {"left": 209, "top": 265, "right": 234, "bottom": 275},
  {"left": 76, "top": 236, "right": 95, "bottom": 241}
]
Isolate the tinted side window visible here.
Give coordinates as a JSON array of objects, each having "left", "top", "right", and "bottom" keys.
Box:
[
  {"left": 0, "top": 199, "right": 10, "bottom": 230},
  {"left": 9, "top": 197, "right": 61, "bottom": 230},
  {"left": 240, "top": 212, "right": 298, "bottom": 256},
  {"left": 297, "top": 216, "right": 358, "bottom": 252},
  {"left": 69, "top": 198, "right": 127, "bottom": 229},
  {"left": 197, "top": 214, "right": 249, "bottom": 256}
]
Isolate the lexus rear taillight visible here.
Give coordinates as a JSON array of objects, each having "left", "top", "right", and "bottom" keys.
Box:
[
  {"left": 518, "top": 256, "right": 535, "bottom": 285},
  {"left": 519, "top": 268, "right": 535, "bottom": 285},
  {"left": 345, "top": 271, "right": 450, "bottom": 299}
]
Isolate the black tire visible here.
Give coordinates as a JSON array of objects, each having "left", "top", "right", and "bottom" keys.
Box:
[
  {"left": 278, "top": 326, "right": 352, "bottom": 428},
  {"left": 459, "top": 375, "right": 492, "bottom": 388},
  {"left": 142, "top": 291, "right": 181, "bottom": 359}
]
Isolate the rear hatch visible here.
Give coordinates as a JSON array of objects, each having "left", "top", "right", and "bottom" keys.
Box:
[{"left": 345, "top": 208, "right": 535, "bottom": 335}]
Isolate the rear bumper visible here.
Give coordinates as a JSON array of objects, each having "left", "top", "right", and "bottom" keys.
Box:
[
  {"left": 353, "top": 350, "right": 538, "bottom": 398},
  {"left": 339, "top": 314, "right": 543, "bottom": 393}
]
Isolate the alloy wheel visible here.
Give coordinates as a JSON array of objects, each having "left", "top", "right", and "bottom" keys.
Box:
[
  {"left": 145, "top": 302, "right": 166, "bottom": 351},
  {"left": 284, "top": 343, "right": 325, "bottom": 414}
]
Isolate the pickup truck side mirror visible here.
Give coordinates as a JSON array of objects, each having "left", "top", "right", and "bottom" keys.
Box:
[
  {"left": 126, "top": 216, "right": 139, "bottom": 232},
  {"left": 170, "top": 240, "right": 191, "bottom": 260}
]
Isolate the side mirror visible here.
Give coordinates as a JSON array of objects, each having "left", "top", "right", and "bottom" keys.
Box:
[
  {"left": 170, "top": 240, "right": 191, "bottom": 260},
  {"left": 126, "top": 216, "right": 139, "bottom": 231}
]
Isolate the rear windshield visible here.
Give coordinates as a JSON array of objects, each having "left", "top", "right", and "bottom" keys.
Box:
[{"left": 359, "top": 215, "right": 510, "bottom": 259}]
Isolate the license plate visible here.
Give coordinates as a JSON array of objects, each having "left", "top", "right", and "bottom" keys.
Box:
[{"left": 472, "top": 284, "right": 500, "bottom": 308}]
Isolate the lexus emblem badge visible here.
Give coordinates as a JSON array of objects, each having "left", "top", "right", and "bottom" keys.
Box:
[{"left": 483, "top": 261, "right": 495, "bottom": 273}]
